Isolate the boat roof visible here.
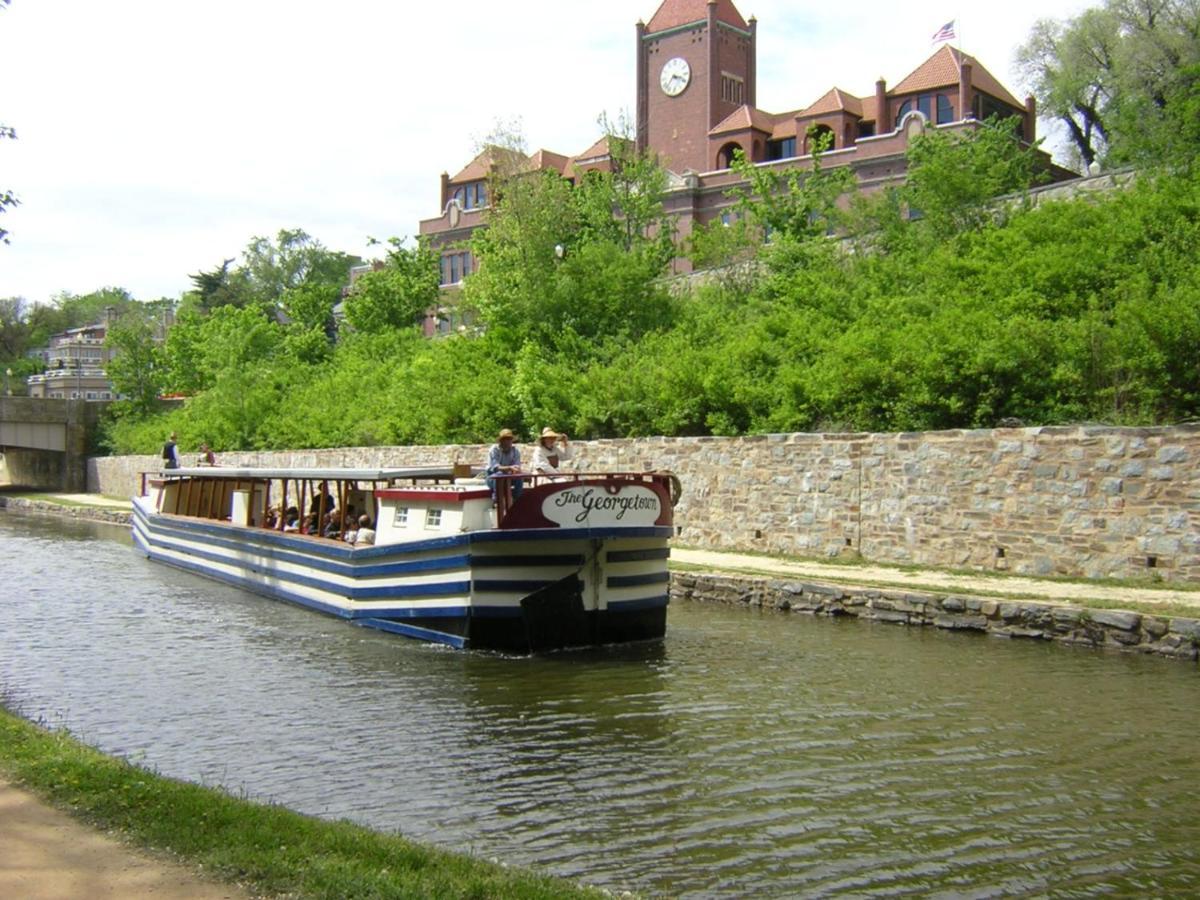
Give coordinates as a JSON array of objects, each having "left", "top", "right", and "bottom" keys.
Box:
[{"left": 158, "top": 466, "right": 477, "bottom": 482}]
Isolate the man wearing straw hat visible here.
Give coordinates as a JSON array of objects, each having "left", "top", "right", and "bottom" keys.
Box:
[{"left": 486, "top": 427, "right": 524, "bottom": 504}]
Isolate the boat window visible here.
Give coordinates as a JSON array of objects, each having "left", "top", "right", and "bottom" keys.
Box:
[
  {"left": 425, "top": 509, "right": 443, "bottom": 529},
  {"left": 393, "top": 507, "right": 409, "bottom": 526}
]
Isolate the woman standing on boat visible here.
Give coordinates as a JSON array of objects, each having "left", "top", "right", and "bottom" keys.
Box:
[{"left": 531, "top": 427, "right": 571, "bottom": 475}]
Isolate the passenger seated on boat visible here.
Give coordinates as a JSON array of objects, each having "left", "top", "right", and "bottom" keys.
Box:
[
  {"left": 264, "top": 506, "right": 279, "bottom": 529},
  {"left": 486, "top": 427, "right": 524, "bottom": 504},
  {"left": 322, "top": 511, "right": 345, "bottom": 539},
  {"left": 309, "top": 482, "right": 335, "bottom": 523},
  {"left": 531, "top": 427, "right": 572, "bottom": 476},
  {"left": 282, "top": 507, "right": 301, "bottom": 532},
  {"left": 354, "top": 515, "right": 376, "bottom": 546}
]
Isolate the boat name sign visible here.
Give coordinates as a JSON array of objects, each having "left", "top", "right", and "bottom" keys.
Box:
[{"left": 542, "top": 484, "right": 661, "bottom": 527}]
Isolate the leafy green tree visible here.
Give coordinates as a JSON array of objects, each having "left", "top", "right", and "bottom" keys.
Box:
[
  {"left": 0, "top": 123, "right": 16, "bottom": 245},
  {"left": 727, "top": 128, "right": 857, "bottom": 242},
  {"left": 0, "top": 296, "right": 29, "bottom": 360},
  {"left": 342, "top": 238, "right": 440, "bottom": 334},
  {"left": 899, "top": 118, "right": 1045, "bottom": 239},
  {"left": 240, "top": 228, "right": 361, "bottom": 308},
  {"left": 105, "top": 309, "right": 165, "bottom": 414},
  {"left": 185, "top": 259, "right": 251, "bottom": 313},
  {"left": 1018, "top": 0, "right": 1200, "bottom": 168},
  {"left": 465, "top": 124, "right": 677, "bottom": 347}
]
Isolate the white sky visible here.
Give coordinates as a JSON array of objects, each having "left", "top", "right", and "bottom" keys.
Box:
[{"left": 2, "top": 0, "right": 1093, "bottom": 304}]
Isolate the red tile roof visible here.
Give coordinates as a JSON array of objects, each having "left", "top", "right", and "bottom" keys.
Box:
[
  {"left": 800, "top": 87, "right": 864, "bottom": 118},
  {"left": 573, "top": 136, "right": 612, "bottom": 162},
  {"left": 646, "top": 0, "right": 748, "bottom": 33},
  {"left": 891, "top": 45, "right": 1022, "bottom": 110},
  {"left": 709, "top": 104, "right": 777, "bottom": 136},
  {"left": 529, "top": 149, "right": 570, "bottom": 174},
  {"left": 448, "top": 150, "right": 488, "bottom": 184}
]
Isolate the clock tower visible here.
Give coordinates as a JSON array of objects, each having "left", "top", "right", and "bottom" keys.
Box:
[{"left": 636, "top": 0, "right": 757, "bottom": 174}]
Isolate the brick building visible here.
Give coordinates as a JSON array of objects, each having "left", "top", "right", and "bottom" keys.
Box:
[{"left": 419, "top": 0, "right": 1069, "bottom": 285}]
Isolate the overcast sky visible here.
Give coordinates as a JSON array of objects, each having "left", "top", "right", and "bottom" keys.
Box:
[{"left": 2, "top": 0, "right": 1093, "bottom": 305}]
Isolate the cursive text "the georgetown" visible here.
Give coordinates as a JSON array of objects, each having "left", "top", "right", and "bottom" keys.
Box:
[{"left": 552, "top": 488, "right": 659, "bottom": 523}]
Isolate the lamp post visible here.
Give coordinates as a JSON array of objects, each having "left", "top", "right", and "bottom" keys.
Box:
[{"left": 4, "top": 367, "right": 11, "bottom": 397}]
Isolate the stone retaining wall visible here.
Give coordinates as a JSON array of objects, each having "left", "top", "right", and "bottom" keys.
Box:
[
  {"left": 90, "top": 423, "right": 1200, "bottom": 583},
  {"left": 672, "top": 571, "right": 1200, "bottom": 664},
  {"left": 0, "top": 496, "right": 132, "bottom": 527}
]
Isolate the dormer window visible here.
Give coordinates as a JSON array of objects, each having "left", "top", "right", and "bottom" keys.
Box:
[{"left": 452, "top": 181, "right": 489, "bottom": 211}]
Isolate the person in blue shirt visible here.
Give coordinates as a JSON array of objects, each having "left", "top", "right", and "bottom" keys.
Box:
[{"left": 486, "top": 428, "right": 524, "bottom": 505}]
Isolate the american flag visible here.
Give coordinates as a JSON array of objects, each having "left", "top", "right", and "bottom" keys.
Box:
[{"left": 931, "top": 20, "right": 956, "bottom": 43}]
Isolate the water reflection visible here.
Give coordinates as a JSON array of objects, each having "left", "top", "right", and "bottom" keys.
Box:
[{"left": 1, "top": 511, "right": 1198, "bottom": 897}]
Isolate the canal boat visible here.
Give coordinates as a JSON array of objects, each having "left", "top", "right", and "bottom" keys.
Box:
[{"left": 132, "top": 464, "right": 679, "bottom": 653}]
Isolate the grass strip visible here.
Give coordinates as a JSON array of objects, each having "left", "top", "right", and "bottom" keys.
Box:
[{"left": 0, "top": 704, "right": 610, "bottom": 899}]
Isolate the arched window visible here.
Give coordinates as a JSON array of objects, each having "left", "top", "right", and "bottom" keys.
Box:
[
  {"left": 806, "top": 124, "right": 835, "bottom": 154},
  {"left": 894, "top": 99, "right": 914, "bottom": 127},
  {"left": 717, "top": 142, "right": 743, "bottom": 169}
]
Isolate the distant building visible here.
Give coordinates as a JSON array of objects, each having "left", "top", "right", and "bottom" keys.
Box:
[
  {"left": 25, "top": 302, "right": 176, "bottom": 401},
  {"left": 26, "top": 321, "right": 117, "bottom": 401},
  {"left": 419, "top": 0, "right": 1074, "bottom": 282}
]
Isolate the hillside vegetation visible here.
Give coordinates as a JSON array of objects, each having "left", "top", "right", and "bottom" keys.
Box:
[{"left": 4, "top": 0, "right": 1195, "bottom": 455}]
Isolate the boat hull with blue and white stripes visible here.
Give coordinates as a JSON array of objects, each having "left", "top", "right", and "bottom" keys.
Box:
[{"left": 132, "top": 467, "right": 675, "bottom": 653}]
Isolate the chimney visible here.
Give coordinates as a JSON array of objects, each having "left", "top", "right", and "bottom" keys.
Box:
[
  {"left": 1024, "top": 95, "right": 1037, "bottom": 143},
  {"left": 959, "top": 62, "right": 973, "bottom": 119},
  {"left": 875, "top": 78, "right": 887, "bottom": 131},
  {"left": 636, "top": 19, "right": 647, "bottom": 155},
  {"left": 748, "top": 16, "right": 757, "bottom": 108}
]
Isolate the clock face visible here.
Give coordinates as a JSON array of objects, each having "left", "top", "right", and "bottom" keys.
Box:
[{"left": 660, "top": 56, "right": 691, "bottom": 97}]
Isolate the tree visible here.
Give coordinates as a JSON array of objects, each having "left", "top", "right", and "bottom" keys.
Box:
[
  {"left": 342, "top": 238, "right": 440, "bottom": 334},
  {"left": 185, "top": 231, "right": 361, "bottom": 315},
  {"left": 0, "top": 296, "right": 29, "bottom": 360},
  {"left": 240, "top": 228, "right": 361, "bottom": 308},
  {"left": 1018, "top": 0, "right": 1200, "bottom": 168},
  {"left": 0, "top": 124, "right": 16, "bottom": 245},
  {"left": 726, "top": 127, "right": 857, "bottom": 243},
  {"left": 464, "top": 121, "right": 677, "bottom": 346},
  {"left": 185, "top": 259, "right": 251, "bottom": 312},
  {"left": 105, "top": 308, "right": 165, "bottom": 414},
  {"left": 899, "top": 118, "right": 1046, "bottom": 239},
  {"left": 1017, "top": 9, "right": 1119, "bottom": 167},
  {"left": 1, "top": 1, "right": 16, "bottom": 245}
]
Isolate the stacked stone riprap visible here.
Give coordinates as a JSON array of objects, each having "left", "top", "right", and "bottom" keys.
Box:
[{"left": 670, "top": 572, "right": 1200, "bottom": 664}]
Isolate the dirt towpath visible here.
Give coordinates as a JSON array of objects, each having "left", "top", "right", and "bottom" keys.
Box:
[
  {"left": 0, "top": 778, "right": 250, "bottom": 900},
  {"left": 672, "top": 548, "right": 1200, "bottom": 613}
]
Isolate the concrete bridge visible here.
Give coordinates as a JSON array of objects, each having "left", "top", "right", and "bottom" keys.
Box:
[{"left": 0, "top": 397, "right": 107, "bottom": 492}]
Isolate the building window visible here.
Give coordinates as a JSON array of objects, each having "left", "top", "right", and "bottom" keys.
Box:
[
  {"left": 858, "top": 121, "right": 876, "bottom": 138},
  {"left": 452, "top": 181, "right": 489, "bottom": 210},
  {"left": 439, "top": 251, "right": 473, "bottom": 286},
  {"left": 393, "top": 507, "right": 409, "bottom": 526},
  {"left": 896, "top": 95, "right": 941, "bottom": 128},
  {"left": 720, "top": 72, "right": 744, "bottom": 105},
  {"left": 766, "top": 137, "right": 796, "bottom": 160},
  {"left": 425, "top": 508, "right": 443, "bottom": 529},
  {"left": 936, "top": 94, "right": 954, "bottom": 123}
]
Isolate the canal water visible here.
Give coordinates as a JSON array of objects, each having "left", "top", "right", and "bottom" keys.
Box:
[{"left": 2, "top": 512, "right": 1198, "bottom": 897}]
